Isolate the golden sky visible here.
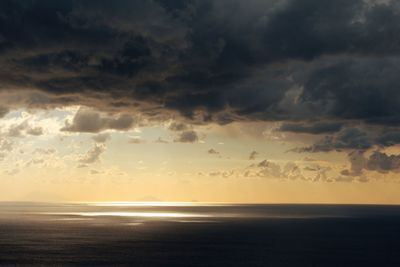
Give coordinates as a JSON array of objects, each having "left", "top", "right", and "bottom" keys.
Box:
[{"left": 0, "top": 106, "right": 399, "bottom": 204}]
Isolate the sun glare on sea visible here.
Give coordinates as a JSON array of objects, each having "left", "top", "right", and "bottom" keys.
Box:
[{"left": 43, "top": 212, "right": 209, "bottom": 218}]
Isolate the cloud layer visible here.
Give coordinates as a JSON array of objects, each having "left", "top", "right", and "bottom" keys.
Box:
[{"left": 0, "top": 0, "right": 400, "bottom": 127}]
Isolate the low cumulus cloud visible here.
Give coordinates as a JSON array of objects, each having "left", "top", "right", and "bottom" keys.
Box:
[
  {"left": 33, "top": 148, "right": 56, "bottom": 155},
  {"left": 200, "top": 157, "right": 357, "bottom": 183},
  {"left": 4, "top": 168, "right": 20, "bottom": 176},
  {"left": 7, "top": 121, "right": 44, "bottom": 138},
  {"left": 342, "top": 150, "right": 400, "bottom": 176},
  {"left": 26, "top": 127, "right": 44, "bottom": 136},
  {"left": 243, "top": 159, "right": 337, "bottom": 182},
  {"left": 208, "top": 148, "right": 219, "bottom": 155},
  {"left": 155, "top": 137, "right": 169, "bottom": 144},
  {"left": 168, "top": 122, "right": 189, "bottom": 132},
  {"left": 79, "top": 144, "right": 106, "bottom": 164},
  {"left": 174, "top": 130, "right": 199, "bottom": 143},
  {"left": 249, "top": 151, "right": 259, "bottom": 160},
  {"left": 128, "top": 136, "right": 146, "bottom": 144},
  {"left": 92, "top": 133, "right": 111, "bottom": 143},
  {"left": 0, "top": 139, "right": 13, "bottom": 152},
  {"left": 207, "top": 170, "right": 235, "bottom": 178},
  {"left": 61, "top": 109, "right": 135, "bottom": 133}
]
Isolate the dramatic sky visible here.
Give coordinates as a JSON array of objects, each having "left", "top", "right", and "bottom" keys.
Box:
[{"left": 1, "top": 0, "right": 400, "bottom": 203}]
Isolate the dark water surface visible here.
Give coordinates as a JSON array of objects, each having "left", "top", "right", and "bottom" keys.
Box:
[{"left": 0, "top": 202, "right": 400, "bottom": 266}]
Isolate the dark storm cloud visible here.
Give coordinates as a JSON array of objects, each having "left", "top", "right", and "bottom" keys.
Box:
[
  {"left": 279, "top": 121, "right": 344, "bottom": 134},
  {"left": 1, "top": 0, "right": 400, "bottom": 129},
  {"left": 375, "top": 131, "right": 400, "bottom": 147},
  {"left": 297, "top": 57, "right": 400, "bottom": 125}
]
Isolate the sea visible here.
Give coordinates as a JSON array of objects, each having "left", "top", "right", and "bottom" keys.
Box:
[{"left": 0, "top": 202, "right": 399, "bottom": 266}]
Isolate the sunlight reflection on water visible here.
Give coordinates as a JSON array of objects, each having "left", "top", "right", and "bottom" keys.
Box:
[
  {"left": 41, "top": 211, "right": 210, "bottom": 218},
  {"left": 83, "top": 201, "right": 232, "bottom": 207}
]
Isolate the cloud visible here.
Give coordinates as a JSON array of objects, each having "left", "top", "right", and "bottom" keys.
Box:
[
  {"left": 208, "top": 148, "right": 219, "bottom": 155},
  {"left": 207, "top": 170, "right": 235, "bottom": 178},
  {"left": 342, "top": 150, "right": 366, "bottom": 176},
  {"left": 303, "top": 166, "right": 317, "bottom": 171},
  {"left": 249, "top": 151, "right": 258, "bottom": 160},
  {"left": 174, "top": 130, "right": 199, "bottom": 143},
  {"left": 4, "top": 168, "right": 19, "bottom": 176},
  {"left": 279, "top": 122, "right": 344, "bottom": 134},
  {"left": 243, "top": 159, "right": 335, "bottom": 182},
  {"left": 293, "top": 128, "right": 372, "bottom": 153},
  {"left": 0, "top": 0, "right": 399, "bottom": 131},
  {"left": 79, "top": 144, "right": 105, "bottom": 164},
  {"left": 92, "top": 133, "right": 111, "bottom": 143},
  {"left": 293, "top": 127, "right": 400, "bottom": 153},
  {"left": 168, "top": 122, "right": 189, "bottom": 132},
  {"left": 0, "top": 139, "right": 13, "bottom": 152},
  {"left": 3, "top": 120, "right": 43, "bottom": 138},
  {"left": 33, "top": 148, "right": 56, "bottom": 155},
  {"left": 334, "top": 176, "right": 355, "bottom": 183},
  {"left": 303, "top": 157, "right": 318, "bottom": 162},
  {"left": 366, "top": 151, "right": 400, "bottom": 173},
  {"left": 7, "top": 121, "right": 29, "bottom": 137},
  {"left": 128, "top": 137, "right": 146, "bottom": 144},
  {"left": 26, "top": 127, "right": 43, "bottom": 136},
  {"left": 61, "top": 109, "right": 135, "bottom": 133},
  {"left": 343, "top": 150, "right": 400, "bottom": 176},
  {"left": 77, "top": 164, "right": 88, "bottom": 168},
  {"left": 282, "top": 162, "right": 304, "bottom": 180},
  {"left": 155, "top": 137, "right": 169, "bottom": 143},
  {"left": 90, "top": 169, "right": 100, "bottom": 175},
  {"left": 375, "top": 131, "right": 400, "bottom": 147},
  {"left": 208, "top": 171, "right": 221, "bottom": 177},
  {"left": 25, "top": 159, "right": 45, "bottom": 167},
  {"left": 256, "top": 160, "right": 283, "bottom": 178},
  {"left": 0, "top": 107, "right": 9, "bottom": 118}
]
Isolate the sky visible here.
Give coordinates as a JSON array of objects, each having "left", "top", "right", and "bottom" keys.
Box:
[{"left": 1, "top": 0, "right": 400, "bottom": 203}]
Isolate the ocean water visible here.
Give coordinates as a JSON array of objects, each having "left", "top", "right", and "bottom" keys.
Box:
[{"left": 0, "top": 202, "right": 400, "bottom": 266}]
